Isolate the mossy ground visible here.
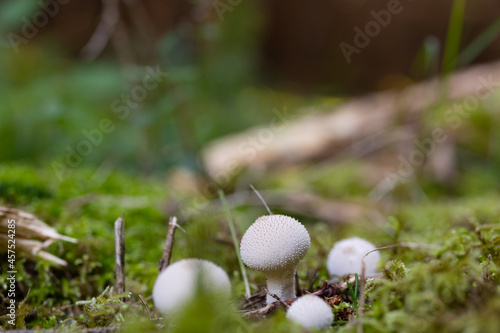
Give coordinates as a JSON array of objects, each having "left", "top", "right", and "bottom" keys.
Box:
[{"left": 0, "top": 161, "right": 499, "bottom": 332}]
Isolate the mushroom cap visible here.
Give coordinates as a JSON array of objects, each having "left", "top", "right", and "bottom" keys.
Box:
[
  {"left": 286, "top": 295, "right": 333, "bottom": 329},
  {"left": 240, "top": 215, "right": 310, "bottom": 275},
  {"left": 152, "top": 258, "right": 231, "bottom": 315},
  {"left": 327, "top": 237, "right": 380, "bottom": 277}
]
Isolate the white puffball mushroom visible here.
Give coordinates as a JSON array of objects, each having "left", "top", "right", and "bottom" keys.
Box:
[
  {"left": 152, "top": 258, "right": 231, "bottom": 315},
  {"left": 286, "top": 295, "right": 334, "bottom": 330},
  {"left": 240, "top": 214, "right": 310, "bottom": 304},
  {"left": 327, "top": 237, "right": 380, "bottom": 278}
]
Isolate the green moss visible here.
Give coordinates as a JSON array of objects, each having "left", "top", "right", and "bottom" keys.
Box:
[
  {"left": 0, "top": 164, "right": 52, "bottom": 205},
  {"left": 384, "top": 260, "right": 408, "bottom": 281},
  {"left": 1, "top": 162, "right": 500, "bottom": 332},
  {"left": 74, "top": 286, "right": 130, "bottom": 328}
]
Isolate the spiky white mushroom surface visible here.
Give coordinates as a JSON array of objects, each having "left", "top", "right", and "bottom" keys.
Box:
[
  {"left": 327, "top": 237, "right": 380, "bottom": 278},
  {"left": 240, "top": 214, "right": 310, "bottom": 304},
  {"left": 286, "top": 295, "right": 333, "bottom": 329},
  {"left": 152, "top": 258, "right": 231, "bottom": 315}
]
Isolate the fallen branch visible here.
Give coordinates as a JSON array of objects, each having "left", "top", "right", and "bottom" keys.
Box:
[{"left": 203, "top": 60, "right": 500, "bottom": 177}]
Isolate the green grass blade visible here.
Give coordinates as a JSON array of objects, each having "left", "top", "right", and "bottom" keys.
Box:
[
  {"left": 410, "top": 36, "right": 440, "bottom": 79},
  {"left": 346, "top": 279, "right": 358, "bottom": 309},
  {"left": 458, "top": 16, "right": 500, "bottom": 67},
  {"left": 442, "top": 0, "right": 467, "bottom": 76},
  {"left": 307, "top": 272, "right": 319, "bottom": 292},
  {"left": 354, "top": 273, "right": 359, "bottom": 302},
  {"left": 219, "top": 189, "right": 251, "bottom": 298}
]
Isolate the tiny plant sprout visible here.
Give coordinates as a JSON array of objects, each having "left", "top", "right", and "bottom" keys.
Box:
[
  {"left": 327, "top": 237, "right": 380, "bottom": 278},
  {"left": 152, "top": 258, "right": 231, "bottom": 315},
  {"left": 240, "top": 214, "right": 310, "bottom": 304},
  {"left": 286, "top": 295, "right": 333, "bottom": 330}
]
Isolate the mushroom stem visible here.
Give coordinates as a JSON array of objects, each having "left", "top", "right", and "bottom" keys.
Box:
[{"left": 265, "top": 271, "right": 296, "bottom": 304}]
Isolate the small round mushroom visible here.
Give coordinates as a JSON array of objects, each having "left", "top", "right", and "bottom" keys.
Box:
[
  {"left": 327, "top": 237, "right": 380, "bottom": 278},
  {"left": 286, "top": 295, "right": 333, "bottom": 330},
  {"left": 240, "top": 214, "right": 310, "bottom": 304},
  {"left": 152, "top": 258, "right": 231, "bottom": 315}
]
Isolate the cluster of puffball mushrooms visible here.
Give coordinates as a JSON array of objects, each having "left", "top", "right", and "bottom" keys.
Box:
[{"left": 153, "top": 215, "right": 380, "bottom": 330}]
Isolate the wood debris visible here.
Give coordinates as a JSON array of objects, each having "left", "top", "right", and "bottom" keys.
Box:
[
  {"left": 242, "top": 276, "right": 358, "bottom": 319},
  {"left": 202, "top": 61, "right": 500, "bottom": 179}
]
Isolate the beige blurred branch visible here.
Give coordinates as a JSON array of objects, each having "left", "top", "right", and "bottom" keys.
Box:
[{"left": 81, "top": 0, "right": 120, "bottom": 61}]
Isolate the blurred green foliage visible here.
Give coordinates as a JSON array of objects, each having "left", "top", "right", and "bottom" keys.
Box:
[{"left": 0, "top": 0, "right": 305, "bottom": 174}]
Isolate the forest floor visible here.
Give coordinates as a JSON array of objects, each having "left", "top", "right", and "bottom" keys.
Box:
[{"left": 0, "top": 160, "right": 499, "bottom": 332}]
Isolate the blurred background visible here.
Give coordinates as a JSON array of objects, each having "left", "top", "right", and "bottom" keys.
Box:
[
  {"left": 1, "top": 0, "right": 500, "bottom": 179},
  {"left": 1, "top": 0, "right": 500, "bottom": 330}
]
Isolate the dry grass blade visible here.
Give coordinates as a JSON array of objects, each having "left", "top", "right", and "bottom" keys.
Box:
[
  {"left": 0, "top": 206, "right": 77, "bottom": 243},
  {"left": 0, "top": 206, "right": 77, "bottom": 266},
  {"left": 0, "top": 235, "right": 68, "bottom": 267}
]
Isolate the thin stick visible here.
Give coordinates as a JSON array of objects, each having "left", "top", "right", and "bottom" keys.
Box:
[
  {"left": 159, "top": 216, "right": 184, "bottom": 272},
  {"left": 249, "top": 184, "right": 273, "bottom": 215},
  {"left": 219, "top": 190, "right": 251, "bottom": 298},
  {"left": 264, "top": 288, "right": 290, "bottom": 309},
  {"left": 114, "top": 214, "right": 126, "bottom": 298},
  {"left": 138, "top": 294, "right": 153, "bottom": 320}
]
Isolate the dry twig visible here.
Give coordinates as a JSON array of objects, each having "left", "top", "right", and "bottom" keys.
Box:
[
  {"left": 242, "top": 279, "right": 352, "bottom": 318},
  {"left": 114, "top": 215, "right": 126, "bottom": 297},
  {"left": 158, "top": 216, "right": 185, "bottom": 272},
  {"left": 138, "top": 294, "right": 153, "bottom": 320},
  {"left": 264, "top": 288, "right": 290, "bottom": 309}
]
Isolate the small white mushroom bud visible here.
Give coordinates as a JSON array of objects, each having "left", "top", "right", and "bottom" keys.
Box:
[
  {"left": 240, "top": 214, "right": 310, "bottom": 304},
  {"left": 327, "top": 237, "right": 380, "bottom": 278},
  {"left": 152, "top": 258, "right": 231, "bottom": 315},
  {"left": 286, "top": 295, "right": 333, "bottom": 330}
]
